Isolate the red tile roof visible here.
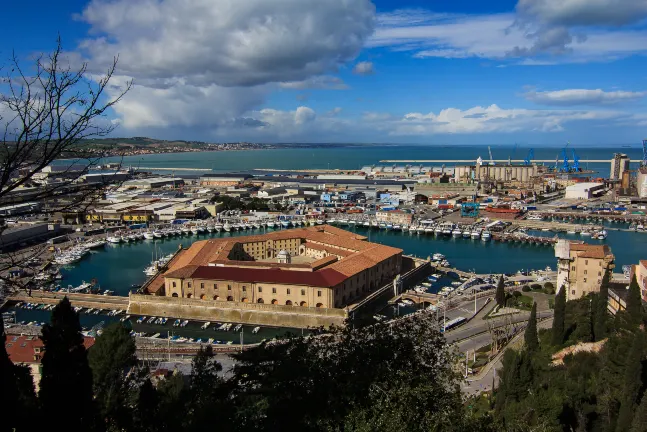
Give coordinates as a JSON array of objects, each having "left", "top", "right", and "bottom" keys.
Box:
[
  {"left": 191, "top": 266, "right": 348, "bottom": 288},
  {"left": 5, "top": 334, "right": 95, "bottom": 364}
]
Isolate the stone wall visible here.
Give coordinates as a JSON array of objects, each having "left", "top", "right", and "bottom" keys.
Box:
[{"left": 128, "top": 293, "right": 347, "bottom": 328}]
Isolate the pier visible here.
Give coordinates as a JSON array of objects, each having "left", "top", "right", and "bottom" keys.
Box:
[{"left": 8, "top": 291, "right": 129, "bottom": 311}]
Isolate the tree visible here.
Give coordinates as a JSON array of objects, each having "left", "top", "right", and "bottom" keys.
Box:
[
  {"left": 594, "top": 269, "right": 611, "bottom": 341},
  {"left": 524, "top": 302, "right": 539, "bottom": 352},
  {"left": 552, "top": 286, "right": 566, "bottom": 346},
  {"left": 132, "top": 378, "right": 160, "bottom": 432},
  {"left": 88, "top": 323, "right": 137, "bottom": 429},
  {"left": 631, "top": 390, "right": 647, "bottom": 432},
  {"left": 616, "top": 333, "right": 644, "bottom": 432},
  {"left": 39, "top": 297, "right": 100, "bottom": 431},
  {"left": 627, "top": 274, "right": 643, "bottom": 329},
  {"left": 185, "top": 345, "right": 226, "bottom": 431},
  {"left": 229, "top": 314, "right": 467, "bottom": 431},
  {"left": 496, "top": 275, "right": 506, "bottom": 307},
  {"left": 0, "top": 38, "right": 130, "bottom": 291}
]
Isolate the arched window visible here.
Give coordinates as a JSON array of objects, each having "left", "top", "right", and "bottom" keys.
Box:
[
  {"left": 172, "top": 293, "right": 178, "bottom": 298},
  {"left": 271, "top": 299, "right": 278, "bottom": 305},
  {"left": 213, "top": 295, "right": 220, "bottom": 301},
  {"left": 285, "top": 300, "right": 293, "bottom": 306},
  {"left": 316, "top": 303, "right": 323, "bottom": 308},
  {"left": 241, "top": 297, "right": 248, "bottom": 303},
  {"left": 300, "top": 301, "right": 308, "bottom": 307},
  {"left": 200, "top": 294, "right": 206, "bottom": 300},
  {"left": 186, "top": 293, "right": 192, "bottom": 299},
  {"left": 227, "top": 296, "right": 234, "bottom": 301},
  {"left": 257, "top": 298, "right": 264, "bottom": 304}
]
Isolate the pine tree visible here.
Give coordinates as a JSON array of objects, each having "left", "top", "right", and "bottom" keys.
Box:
[
  {"left": 1, "top": 317, "right": 20, "bottom": 430},
  {"left": 631, "top": 390, "right": 647, "bottom": 432},
  {"left": 524, "top": 302, "right": 539, "bottom": 352},
  {"left": 496, "top": 275, "right": 506, "bottom": 307},
  {"left": 594, "top": 269, "right": 611, "bottom": 341},
  {"left": 552, "top": 286, "right": 566, "bottom": 346},
  {"left": 616, "top": 333, "right": 644, "bottom": 432},
  {"left": 186, "top": 345, "right": 225, "bottom": 431},
  {"left": 88, "top": 323, "right": 137, "bottom": 429},
  {"left": 39, "top": 297, "right": 101, "bottom": 431},
  {"left": 627, "top": 274, "right": 643, "bottom": 329}
]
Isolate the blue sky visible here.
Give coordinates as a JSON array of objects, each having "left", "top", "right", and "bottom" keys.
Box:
[{"left": 3, "top": 0, "right": 647, "bottom": 145}]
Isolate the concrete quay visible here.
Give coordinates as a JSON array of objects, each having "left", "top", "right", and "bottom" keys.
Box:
[
  {"left": 536, "top": 211, "right": 647, "bottom": 224},
  {"left": 9, "top": 291, "right": 129, "bottom": 311}
]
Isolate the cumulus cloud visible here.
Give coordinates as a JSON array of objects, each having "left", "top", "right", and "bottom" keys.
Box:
[
  {"left": 524, "top": 88, "right": 647, "bottom": 106},
  {"left": 353, "top": 61, "right": 375, "bottom": 75},
  {"left": 74, "top": 0, "right": 374, "bottom": 134},
  {"left": 294, "top": 106, "right": 316, "bottom": 125},
  {"left": 516, "top": 0, "right": 647, "bottom": 27}
]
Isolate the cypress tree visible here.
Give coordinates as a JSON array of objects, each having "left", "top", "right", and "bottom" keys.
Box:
[
  {"left": 594, "top": 269, "right": 611, "bottom": 341},
  {"left": 39, "top": 297, "right": 100, "bottom": 431},
  {"left": 1, "top": 317, "right": 20, "bottom": 430},
  {"left": 524, "top": 302, "right": 539, "bottom": 352},
  {"left": 552, "top": 286, "right": 566, "bottom": 346},
  {"left": 88, "top": 323, "right": 137, "bottom": 429},
  {"left": 616, "top": 333, "right": 644, "bottom": 432},
  {"left": 631, "top": 390, "right": 647, "bottom": 432},
  {"left": 496, "top": 275, "right": 506, "bottom": 307},
  {"left": 627, "top": 274, "right": 643, "bottom": 329}
]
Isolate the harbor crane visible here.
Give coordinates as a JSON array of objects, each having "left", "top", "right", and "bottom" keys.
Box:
[
  {"left": 524, "top": 149, "right": 534, "bottom": 166},
  {"left": 572, "top": 149, "right": 580, "bottom": 171},
  {"left": 488, "top": 146, "right": 495, "bottom": 165}
]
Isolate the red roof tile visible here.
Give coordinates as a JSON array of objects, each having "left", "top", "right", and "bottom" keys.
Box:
[{"left": 191, "top": 266, "right": 348, "bottom": 288}]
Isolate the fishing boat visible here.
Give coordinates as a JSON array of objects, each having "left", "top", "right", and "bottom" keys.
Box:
[
  {"left": 471, "top": 227, "right": 481, "bottom": 239},
  {"left": 214, "top": 223, "right": 223, "bottom": 232},
  {"left": 281, "top": 220, "right": 290, "bottom": 228},
  {"left": 462, "top": 227, "right": 471, "bottom": 238},
  {"left": 267, "top": 221, "right": 276, "bottom": 229},
  {"left": 451, "top": 226, "right": 462, "bottom": 237},
  {"left": 106, "top": 235, "right": 121, "bottom": 244},
  {"left": 481, "top": 230, "right": 492, "bottom": 241},
  {"left": 442, "top": 224, "right": 453, "bottom": 236},
  {"left": 434, "top": 226, "right": 442, "bottom": 236},
  {"left": 181, "top": 226, "right": 191, "bottom": 235},
  {"left": 153, "top": 230, "right": 163, "bottom": 238}
]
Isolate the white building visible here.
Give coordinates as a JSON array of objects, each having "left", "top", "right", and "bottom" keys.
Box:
[
  {"left": 610, "top": 153, "right": 630, "bottom": 180},
  {"left": 564, "top": 182, "right": 605, "bottom": 200}
]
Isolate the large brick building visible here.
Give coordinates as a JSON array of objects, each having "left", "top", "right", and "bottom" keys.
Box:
[{"left": 143, "top": 225, "right": 403, "bottom": 310}]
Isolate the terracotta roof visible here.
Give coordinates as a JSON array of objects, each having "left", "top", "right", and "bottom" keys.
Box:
[
  {"left": 329, "top": 254, "right": 378, "bottom": 277},
  {"left": 191, "top": 266, "right": 347, "bottom": 288},
  {"left": 640, "top": 260, "right": 647, "bottom": 268},
  {"left": 570, "top": 243, "right": 613, "bottom": 259},
  {"left": 5, "top": 335, "right": 95, "bottom": 364}
]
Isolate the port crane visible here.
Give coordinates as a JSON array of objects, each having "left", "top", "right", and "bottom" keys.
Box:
[
  {"left": 487, "top": 146, "right": 495, "bottom": 165},
  {"left": 524, "top": 149, "right": 534, "bottom": 166}
]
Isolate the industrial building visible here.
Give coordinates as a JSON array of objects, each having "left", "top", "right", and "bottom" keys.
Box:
[
  {"left": 453, "top": 164, "right": 540, "bottom": 183},
  {"left": 610, "top": 153, "right": 630, "bottom": 180},
  {"left": 121, "top": 177, "right": 184, "bottom": 190},
  {"left": 143, "top": 225, "right": 402, "bottom": 311},
  {"left": 564, "top": 183, "right": 605, "bottom": 200},
  {"left": 555, "top": 240, "right": 615, "bottom": 301},
  {"left": 0, "top": 223, "right": 61, "bottom": 252},
  {"left": 199, "top": 174, "right": 252, "bottom": 187}
]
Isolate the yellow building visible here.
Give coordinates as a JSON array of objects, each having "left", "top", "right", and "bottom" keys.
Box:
[
  {"left": 143, "top": 225, "right": 402, "bottom": 310},
  {"left": 555, "top": 240, "right": 615, "bottom": 301}
]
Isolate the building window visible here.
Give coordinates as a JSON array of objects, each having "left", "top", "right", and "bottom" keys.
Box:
[
  {"left": 242, "top": 286, "right": 247, "bottom": 292},
  {"left": 585, "top": 260, "right": 589, "bottom": 265},
  {"left": 317, "top": 290, "right": 322, "bottom": 297},
  {"left": 200, "top": 283, "right": 204, "bottom": 289},
  {"left": 301, "top": 289, "right": 305, "bottom": 296},
  {"left": 272, "top": 287, "right": 276, "bottom": 294},
  {"left": 258, "top": 287, "right": 263, "bottom": 293},
  {"left": 583, "top": 278, "right": 587, "bottom": 283},
  {"left": 214, "top": 284, "right": 218, "bottom": 289},
  {"left": 598, "top": 272, "right": 602, "bottom": 276},
  {"left": 227, "top": 296, "right": 234, "bottom": 301},
  {"left": 287, "top": 289, "right": 291, "bottom": 295},
  {"left": 228, "top": 285, "right": 232, "bottom": 291},
  {"left": 172, "top": 293, "right": 178, "bottom": 297},
  {"left": 187, "top": 282, "right": 192, "bottom": 288},
  {"left": 172, "top": 282, "right": 176, "bottom": 288},
  {"left": 584, "top": 270, "right": 587, "bottom": 275},
  {"left": 571, "top": 266, "right": 575, "bottom": 271},
  {"left": 187, "top": 293, "right": 192, "bottom": 298},
  {"left": 571, "top": 290, "right": 575, "bottom": 295}
]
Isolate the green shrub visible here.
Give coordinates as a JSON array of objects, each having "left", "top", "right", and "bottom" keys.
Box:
[
  {"left": 530, "top": 283, "right": 542, "bottom": 290},
  {"left": 513, "top": 291, "right": 522, "bottom": 298},
  {"left": 521, "top": 285, "right": 531, "bottom": 292},
  {"left": 544, "top": 282, "right": 554, "bottom": 291}
]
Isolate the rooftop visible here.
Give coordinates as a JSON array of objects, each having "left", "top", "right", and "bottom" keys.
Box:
[
  {"left": 5, "top": 334, "right": 95, "bottom": 364},
  {"left": 147, "top": 225, "right": 402, "bottom": 293}
]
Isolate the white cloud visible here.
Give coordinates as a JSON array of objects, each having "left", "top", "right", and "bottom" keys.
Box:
[
  {"left": 78, "top": 0, "right": 375, "bottom": 88},
  {"left": 524, "top": 89, "right": 647, "bottom": 106},
  {"left": 370, "top": 7, "right": 647, "bottom": 63},
  {"left": 327, "top": 107, "right": 343, "bottom": 116},
  {"left": 279, "top": 76, "right": 348, "bottom": 90},
  {"left": 353, "top": 61, "right": 375, "bottom": 75},
  {"left": 294, "top": 106, "right": 316, "bottom": 125},
  {"left": 74, "top": 0, "right": 375, "bottom": 133},
  {"left": 386, "top": 104, "right": 625, "bottom": 134},
  {"left": 516, "top": 0, "right": 647, "bottom": 27}
]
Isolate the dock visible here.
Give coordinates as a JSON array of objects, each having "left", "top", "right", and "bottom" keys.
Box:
[
  {"left": 8, "top": 291, "right": 129, "bottom": 310},
  {"left": 379, "top": 159, "right": 611, "bottom": 163}
]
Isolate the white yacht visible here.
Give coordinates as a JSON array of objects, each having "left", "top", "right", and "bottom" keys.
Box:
[
  {"left": 280, "top": 220, "right": 290, "bottom": 228},
  {"left": 181, "top": 226, "right": 191, "bottom": 235},
  {"left": 106, "top": 235, "right": 121, "bottom": 244},
  {"left": 362, "top": 220, "right": 370, "bottom": 227},
  {"left": 434, "top": 226, "right": 443, "bottom": 236},
  {"left": 191, "top": 226, "right": 201, "bottom": 235},
  {"left": 371, "top": 220, "right": 379, "bottom": 228},
  {"left": 462, "top": 227, "right": 471, "bottom": 238},
  {"left": 267, "top": 221, "right": 276, "bottom": 229},
  {"left": 153, "top": 230, "right": 163, "bottom": 238},
  {"left": 316, "top": 219, "right": 324, "bottom": 225},
  {"left": 214, "top": 223, "right": 223, "bottom": 232},
  {"left": 223, "top": 222, "right": 232, "bottom": 232},
  {"left": 481, "top": 230, "right": 491, "bottom": 241},
  {"left": 471, "top": 227, "right": 481, "bottom": 239},
  {"left": 207, "top": 225, "right": 215, "bottom": 233}
]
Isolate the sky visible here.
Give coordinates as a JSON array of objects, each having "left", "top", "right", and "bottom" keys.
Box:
[{"left": 2, "top": 0, "right": 647, "bottom": 146}]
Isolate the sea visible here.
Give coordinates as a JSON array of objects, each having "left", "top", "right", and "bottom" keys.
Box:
[{"left": 105, "top": 144, "right": 645, "bottom": 178}]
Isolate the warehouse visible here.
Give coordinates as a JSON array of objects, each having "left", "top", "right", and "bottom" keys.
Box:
[{"left": 564, "top": 183, "right": 605, "bottom": 200}]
